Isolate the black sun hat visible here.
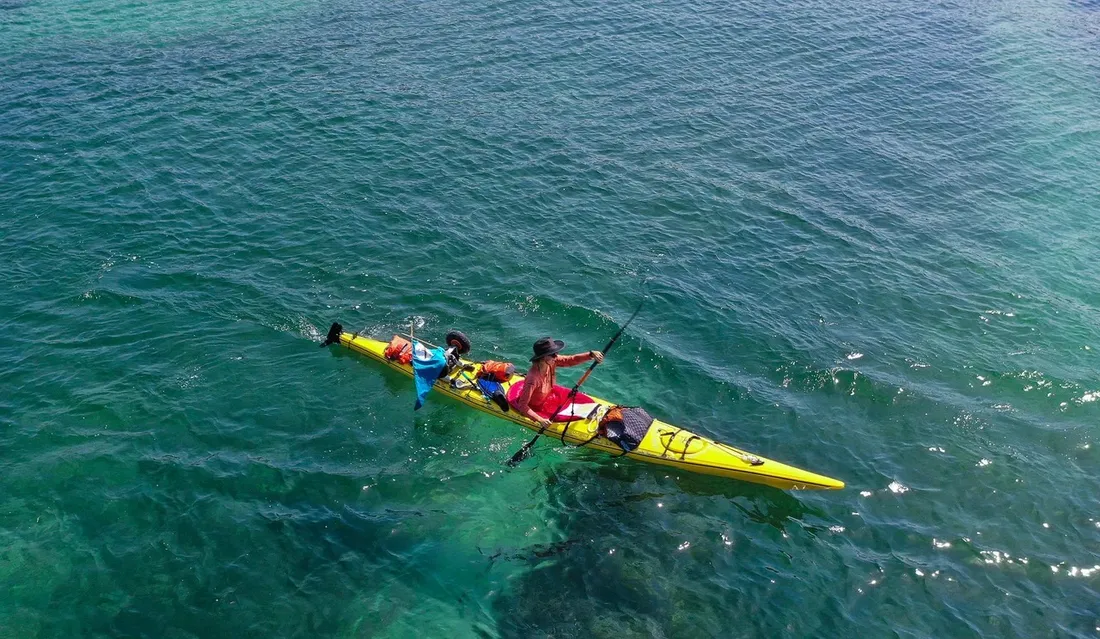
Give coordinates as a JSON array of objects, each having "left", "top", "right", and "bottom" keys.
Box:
[{"left": 530, "top": 337, "right": 565, "bottom": 361}]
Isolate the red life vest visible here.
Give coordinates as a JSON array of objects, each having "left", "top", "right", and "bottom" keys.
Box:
[{"left": 383, "top": 335, "right": 412, "bottom": 365}]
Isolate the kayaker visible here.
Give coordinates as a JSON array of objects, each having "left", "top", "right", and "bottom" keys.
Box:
[{"left": 514, "top": 337, "right": 603, "bottom": 427}]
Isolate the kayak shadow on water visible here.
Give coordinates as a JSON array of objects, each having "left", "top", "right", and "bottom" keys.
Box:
[{"left": 488, "top": 461, "right": 826, "bottom": 637}]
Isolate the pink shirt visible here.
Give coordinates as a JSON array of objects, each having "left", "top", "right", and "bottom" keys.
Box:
[{"left": 515, "top": 353, "right": 589, "bottom": 415}]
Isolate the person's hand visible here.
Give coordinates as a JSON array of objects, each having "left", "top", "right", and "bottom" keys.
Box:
[
  {"left": 590, "top": 350, "right": 604, "bottom": 364},
  {"left": 537, "top": 417, "right": 552, "bottom": 429}
]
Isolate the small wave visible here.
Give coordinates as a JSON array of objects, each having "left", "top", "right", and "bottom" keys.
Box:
[{"left": 298, "top": 318, "right": 322, "bottom": 342}]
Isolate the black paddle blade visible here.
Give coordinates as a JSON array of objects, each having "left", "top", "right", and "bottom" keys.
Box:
[
  {"left": 321, "top": 322, "right": 343, "bottom": 347},
  {"left": 507, "top": 440, "right": 536, "bottom": 467}
]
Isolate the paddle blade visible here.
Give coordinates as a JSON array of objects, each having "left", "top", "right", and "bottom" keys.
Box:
[
  {"left": 321, "top": 322, "right": 343, "bottom": 347},
  {"left": 507, "top": 439, "right": 536, "bottom": 467}
]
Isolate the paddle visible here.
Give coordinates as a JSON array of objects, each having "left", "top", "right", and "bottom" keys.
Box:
[{"left": 507, "top": 297, "right": 646, "bottom": 467}]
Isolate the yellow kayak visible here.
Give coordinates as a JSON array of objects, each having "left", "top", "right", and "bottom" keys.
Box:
[{"left": 323, "top": 324, "right": 844, "bottom": 491}]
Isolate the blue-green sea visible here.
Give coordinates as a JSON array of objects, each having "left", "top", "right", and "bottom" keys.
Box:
[{"left": 3, "top": 0, "right": 1099, "bottom": 636}]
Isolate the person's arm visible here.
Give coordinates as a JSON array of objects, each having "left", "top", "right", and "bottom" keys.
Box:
[
  {"left": 555, "top": 351, "right": 603, "bottom": 367},
  {"left": 514, "top": 366, "right": 549, "bottom": 424}
]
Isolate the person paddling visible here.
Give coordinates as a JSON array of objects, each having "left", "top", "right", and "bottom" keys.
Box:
[{"left": 513, "top": 337, "right": 603, "bottom": 427}]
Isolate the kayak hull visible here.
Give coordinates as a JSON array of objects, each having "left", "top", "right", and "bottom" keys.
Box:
[{"left": 333, "top": 330, "right": 844, "bottom": 491}]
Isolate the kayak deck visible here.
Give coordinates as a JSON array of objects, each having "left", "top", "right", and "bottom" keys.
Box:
[{"left": 333, "top": 330, "right": 844, "bottom": 491}]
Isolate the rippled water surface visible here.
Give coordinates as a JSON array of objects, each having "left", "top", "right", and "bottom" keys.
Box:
[{"left": 3, "top": 0, "right": 1099, "bottom": 636}]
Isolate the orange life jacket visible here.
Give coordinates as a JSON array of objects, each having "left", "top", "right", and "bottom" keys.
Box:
[
  {"left": 477, "top": 360, "right": 515, "bottom": 382},
  {"left": 383, "top": 335, "right": 412, "bottom": 365},
  {"left": 600, "top": 406, "right": 624, "bottom": 428}
]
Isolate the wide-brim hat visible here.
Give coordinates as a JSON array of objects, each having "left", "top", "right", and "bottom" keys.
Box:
[{"left": 531, "top": 337, "right": 565, "bottom": 361}]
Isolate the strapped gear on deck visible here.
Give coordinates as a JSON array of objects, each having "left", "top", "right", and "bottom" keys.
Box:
[
  {"left": 477, "top": 378, "right": 511, "bottom": 412},
  {"left": 599, "top": 406, "right": 654, "bottom": 452},
  {"left": 383, "top": 335, "right": 413, "bottom": 365},
  {"left": 477, "top": 360, "right": 515, "bottom": 382}
]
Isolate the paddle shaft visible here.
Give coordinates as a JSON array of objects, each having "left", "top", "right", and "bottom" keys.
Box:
[{"left": 508, "top": 299, "right": 645, "bottom": 465}]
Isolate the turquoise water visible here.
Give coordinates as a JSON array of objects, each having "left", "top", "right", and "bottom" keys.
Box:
[{"left": 3, "top": 0, "right": 1099, "bottom": 635}]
